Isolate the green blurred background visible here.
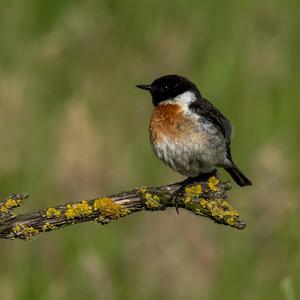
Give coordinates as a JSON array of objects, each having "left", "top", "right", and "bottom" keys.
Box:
[{"left": 0, "top": 0, "right": 299, "bottom": 299}]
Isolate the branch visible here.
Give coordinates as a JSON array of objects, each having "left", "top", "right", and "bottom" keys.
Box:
[{"left": 0, "top": 174, "right": 246, "bottom": 240}]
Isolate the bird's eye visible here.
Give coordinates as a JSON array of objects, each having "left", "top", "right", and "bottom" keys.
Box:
[{"left": 164, "top": 85, "right": 168, "bottom": 90}]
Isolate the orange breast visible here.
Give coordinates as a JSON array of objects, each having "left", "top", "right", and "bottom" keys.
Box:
[{"left": 150, "top": 103, "right": 196, "bottom": 144}]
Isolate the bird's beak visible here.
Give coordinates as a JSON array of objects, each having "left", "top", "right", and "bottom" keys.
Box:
[{"left": 136, "top": 84, "right": 151, "bottom": 91}]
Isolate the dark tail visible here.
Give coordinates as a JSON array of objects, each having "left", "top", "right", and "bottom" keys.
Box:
[{"left": 224, "top": 161, "right": 252, "bottom": 187}]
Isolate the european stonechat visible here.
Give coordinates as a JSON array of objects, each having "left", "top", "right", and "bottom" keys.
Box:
[{"left": 136, "top": 75, "right": 252, "bottom": 210}]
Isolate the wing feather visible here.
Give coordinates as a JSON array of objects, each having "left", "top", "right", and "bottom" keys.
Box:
[{"left": 189, "top": 98, "right": 232, "bottom": 158}]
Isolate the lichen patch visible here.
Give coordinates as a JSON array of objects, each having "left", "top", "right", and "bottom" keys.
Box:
[
  {"left": 46, "top": 207, "right": 62, "bottom": 218},
  {"left": 208, "top": 176, "right": 219, "bottom": 191},
  {"left": 0, "top": 197, "right": 23, "bottom": 214},
  {"left": 9, "top": 224, "right": 39, "bottom": 240},
  {"left": 93, "top": 198, "right": 130, "bottom": 219},
  {"left": 144, "top": 193, "right": 160, "bottom": 209},
  {"left": 65, "top": 200, "right": 93, "bottom": 220}
]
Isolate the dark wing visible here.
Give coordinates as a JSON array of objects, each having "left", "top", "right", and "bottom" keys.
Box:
[{"left": 189, "top": 98, "right": 233, "bottom": 158}]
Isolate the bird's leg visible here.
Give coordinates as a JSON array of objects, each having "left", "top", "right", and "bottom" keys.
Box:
[
  {"left": 195, "top": 168, "right": 218, "bottom": 181},
  {"left": 172, "top": 169, "right": 217, "bottom": 214},
  {"left": 172, "top": 177, "right": 195, "bottom": 214}
]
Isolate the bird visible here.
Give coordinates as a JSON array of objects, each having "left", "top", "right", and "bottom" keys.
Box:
[{"left": 136, "top": 74, "right": 252, "bottom": 210}]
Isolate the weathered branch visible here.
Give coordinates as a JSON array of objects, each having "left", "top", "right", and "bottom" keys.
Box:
[{"left": 0, "top": 174, "right": 246, "bottom": 240}]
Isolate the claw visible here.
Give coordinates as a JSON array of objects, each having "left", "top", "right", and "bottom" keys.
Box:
[
  {"left": 174, "top": 192, "right": 180, "bottom": 214},
  {"left": 171, "top": 172, "right": 217, "bottom": 214},
  {"left": 171, "top": 188, "right": 185, "bottom": 214},
  {"left": 175, "top": 199, "right": 180, "bottom": 214}
]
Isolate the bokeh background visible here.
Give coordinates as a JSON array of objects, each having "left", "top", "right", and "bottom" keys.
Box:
[{"left": 0, "top": 1, "right": 299, "bottom": 299}]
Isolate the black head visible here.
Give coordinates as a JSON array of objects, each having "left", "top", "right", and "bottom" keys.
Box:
[{"left": 136, "top": 74, "right": 201, "bottom": 106}]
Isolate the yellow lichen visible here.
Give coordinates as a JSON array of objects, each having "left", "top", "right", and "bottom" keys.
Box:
[
  {"left": 185, "top": 184, "right": 202, "bottom": 195},
  {"left": 5, "top": 198, "right": 21, "bottom": 209},
  {"left": 93, "top": 198, "right": 130, "bottom": 219},
  {"left": 0, "top": 197, "right": 23, "bottom": 213},
  {"left": 144, "top": 193, "right": 160, "bottom": 209},
  {"left": 140, "top": 187, "right": 147, "bottom": 193},
  {"left": 0, "top": 206, "right": 8, "bottom": 213},
  {"left": 65, "top": 200, "right": 93, "bottom": 220},
  {"left": 200, "top": 198, "right": 208, "bottom": 207},
  {"left": 226, "top": 217, "right": 235, "bottom": 225},
  {"left": 12, "top": 225, "right": 21, "bottom": 233},
  {"left": 42, "top": 222, "right": 57, "bottom": 231},
  {"left": 211, "top": 206, "right": 224, "bottom": 218},
  {"left": 194, "top": 198, "right": 239, "bottom": 226},
  {"left": 185, "top": 196, "right": 191, "bottom": 204},
  {"left": 11, "top": 224, "right": 39, "bottom": 240},
  {"left": 46, "top": 207, "right": 62, "bottom": 218},
  {"left": 96, "top": 215, "right": 106, "bottom": 223},
  {"left": 185, "top": 184, "right": 202, "bottom": 203},
  {"left": 208, "top": 176, "right": 219, "bottom": 191},
  {"left": 65, "top": 207, "right": 76, "bottom": 219}
]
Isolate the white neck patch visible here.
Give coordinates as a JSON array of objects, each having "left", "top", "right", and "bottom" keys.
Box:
[
  {"left": 158, "top": 91, "right": 198, "bottom": 110},
  {"left": 173, "top": 91, "right": 197, "bottom": 104}
]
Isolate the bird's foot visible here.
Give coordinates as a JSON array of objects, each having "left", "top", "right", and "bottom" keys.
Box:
[
  {"left": 172, "top": 170, "right": 218, "bottom": 214},
  {"left": 172, "top": 177, "right": 196, "bottom": 214},
  {"left": 172, "top": 187, "right": 185, "bottom": 214}
]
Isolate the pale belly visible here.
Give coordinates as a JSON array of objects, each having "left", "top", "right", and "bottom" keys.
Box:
[{"left": 151, "top": 118, "right": 227, "bottom": 177}]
